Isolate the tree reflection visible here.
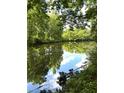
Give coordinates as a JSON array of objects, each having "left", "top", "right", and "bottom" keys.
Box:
[
  {"left": 56, "top": 47, "right": 97, "bottom": 93},
  {"left": 27, "top": 42, "right": 97, "bottom": 93},
  {"left": 27, "top": 43, "right": 63, "bottom": 84},
  {"left": 63, "top": 42, "right": 96, "bottom": 53}
]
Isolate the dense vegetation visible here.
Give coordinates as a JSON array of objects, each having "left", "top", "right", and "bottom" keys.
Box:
[
  {"left": 28, "top": 0, "right": 97, "bottom": 45},
  {"left": 28, "top": 0, "right": 97, "bottom": 93}
]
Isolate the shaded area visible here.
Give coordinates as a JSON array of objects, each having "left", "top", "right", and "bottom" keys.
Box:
[{"left": 27, "top": 43, "right": 63, "bottom": 84}]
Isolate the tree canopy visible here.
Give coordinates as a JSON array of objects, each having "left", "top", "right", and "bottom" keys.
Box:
[{"left": 27, "top": 0, "right": 97, "bottom": 45}]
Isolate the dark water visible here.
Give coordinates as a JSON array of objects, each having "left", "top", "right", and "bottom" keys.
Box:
[{"left": 27, "top": 42, "right": 96, "bottom": 93}]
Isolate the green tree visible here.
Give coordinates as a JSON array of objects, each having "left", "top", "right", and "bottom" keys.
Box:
[
  {"left": 48, "top": 0, "right": 97, "bottom": 41},
  {"left": 27, "top": 0, "right": 48, "bottom": 44},
  {"left": 46, "top": 11, "right": 63, "bottom": 41},
  {"left": 28, "top": 0, "right": 97, "bottom": 44},
  {"left": 62, "top": 28, "right": 91, "bottom": 40}
]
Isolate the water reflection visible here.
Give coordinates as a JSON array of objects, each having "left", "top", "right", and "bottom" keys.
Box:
[
  {"left": 27, "top": 43, "right": 63, "bottom": 84},
  {"left": 27, "top": 42, "right": 96, "bottom": 93}
]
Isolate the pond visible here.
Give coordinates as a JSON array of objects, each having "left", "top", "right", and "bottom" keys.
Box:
[{"left": 27, "top": 42, "right": 96, "bottom": 93}]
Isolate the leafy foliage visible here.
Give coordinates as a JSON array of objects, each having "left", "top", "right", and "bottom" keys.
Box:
[
  {"left": 62, "top": 28, "right": 91, "bottom": 40},
  {"left": 27, "top": 0, "right": 63, "bottom": 45},
  {"left": 45, "top": 12, "right": 63, "bottom": 41},
  {"left": 58, "top": 48, "right": 97, "bottom": 93},
  {"left": 28, "top": 0, "right": 97, "bottom": 44}
]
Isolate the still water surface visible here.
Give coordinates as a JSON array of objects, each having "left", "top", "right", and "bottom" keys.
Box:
[{"left": 27, "top": 42, "right": 96, "bottom": 93}]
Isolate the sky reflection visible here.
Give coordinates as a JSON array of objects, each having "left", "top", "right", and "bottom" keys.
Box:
[{"left": 27, "top": 50, "right": 87, "bottom": 92}]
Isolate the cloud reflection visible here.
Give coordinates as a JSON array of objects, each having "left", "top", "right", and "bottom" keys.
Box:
[{"left": 40, "top": 50, "right": 87, "bottom": 91}]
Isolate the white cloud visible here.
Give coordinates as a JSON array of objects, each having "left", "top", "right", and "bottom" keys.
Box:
[
  {"left": 61, "top": 51, "right": 84, "bottom": 66},
  {"left": 61, "top": 55, "right": 75, "bottom": 65},
  {"left": 60, "top": 51, "right": 75, "bottom": 65},
  {"left": 75, "top": 56, "right": 87, "bottom": 71},
  {"left": 40, "top": 80, "right": 62, "bottom": 91},
  {"left": 40, "top": 71, "right": 62, "bottom": 91},
  {"left": 75, "top": 61, "right": 83, "bottom": 67}
]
